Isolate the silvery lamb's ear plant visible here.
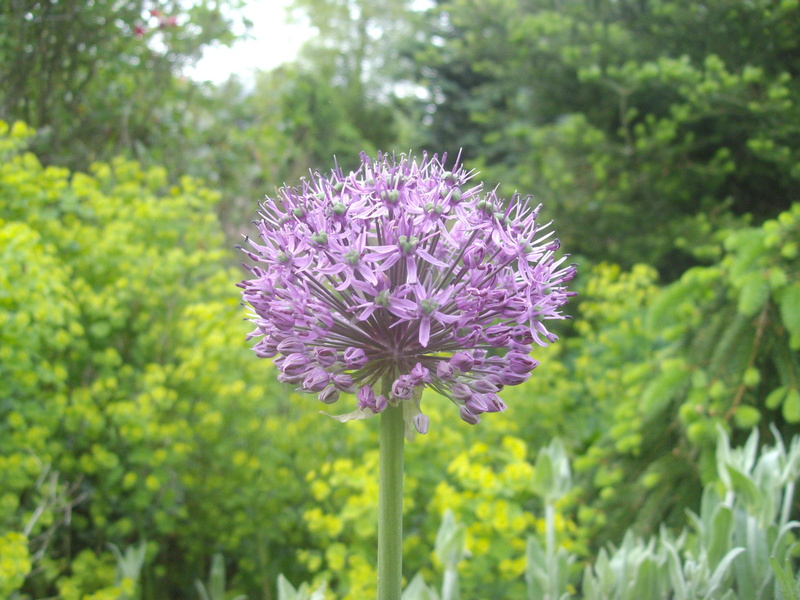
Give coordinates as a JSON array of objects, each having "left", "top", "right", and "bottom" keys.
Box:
[
  {"left": 579, "top": 493, "right": 745, "bottom": 600},
  {"left": 531, "top": 428, "right": 800, "bottom": 600},
  {"left": 434, "top": 509, "right": 469, "bottom": 600},
  {"left": 713, "top": 426, "right": 800, "bottom": 600},
  {"left": 276, "top": 574, "right": 326, "bottom": 600},
  {"left": 581, "top": 531, "right": 673, "bottom": 600},
  {"left": 108, "top": 540, "right": 148, "bottom": 600},
  {"left": 661, "top": 523, "right": 744, "bottom": 600},
  {"left": 770, "top": 556, "right": 800, "bottom": 600},
  {"left": 195, "top": 553, "right": 247, "bottom": 600},
  {"left": 403, "top": 509, "right": 469, "bottom": 600},
  {"left": 526, "top": 438, "right": 575, "bottom": 600},
  {"left": 402, "top": 574, "right": 441, "bottom": 600}
]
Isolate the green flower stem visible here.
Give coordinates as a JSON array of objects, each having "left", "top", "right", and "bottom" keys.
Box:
[{"left": 378, "top": 402, "right": 405, "bottom": 600}]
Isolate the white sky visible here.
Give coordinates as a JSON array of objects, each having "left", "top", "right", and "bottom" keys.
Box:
[{"left": 189, "top": 0, "right": 313, "bottom": 83}]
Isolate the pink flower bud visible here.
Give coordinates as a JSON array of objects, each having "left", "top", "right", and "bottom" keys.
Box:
[
  {"left": 281, "top": 353, "right": 308, "bottom": 376},
  {"left": 450, "top": 351, "right": 474, "bottom": 372},
  {"left": 459, "top": 406, "right": 480, "bottom": 425},
  {"left": 302, "top": 367, "right": 330, "bottom": 392},
  {"left": 318, "top": 385, "right": 340, "bottom": 404},
  {"left": 343, "top": 347, "right": 367, "bottom": 368}
]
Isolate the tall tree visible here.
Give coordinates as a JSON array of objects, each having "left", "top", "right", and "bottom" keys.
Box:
[
  {"left": 289, "top": 0, "right": 422, "bottom": 150},
  {"left": 0, "top": 0, "right": 247, "bottom": 170},
  {"left": 411, "top": 0, "right": 800, "bottom": 273}
]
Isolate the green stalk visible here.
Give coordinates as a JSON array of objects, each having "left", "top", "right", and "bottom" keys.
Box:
[{"left": 377, "top": 402, "right": 405, "bottom": 600}]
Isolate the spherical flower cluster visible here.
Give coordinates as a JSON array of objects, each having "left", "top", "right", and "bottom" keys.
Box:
[{"left": 238, "top": 152, "right": 576, "bottom": 434}]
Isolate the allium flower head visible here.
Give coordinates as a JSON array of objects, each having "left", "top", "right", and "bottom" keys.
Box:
[{"left": 238, "top": 152, "right": 576, "bottom": 436}]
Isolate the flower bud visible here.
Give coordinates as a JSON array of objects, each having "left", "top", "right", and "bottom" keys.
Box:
[
  {"left": 450, "top": 351, "right": 474, "bottom": 372},
  {"left": 314, "top": 347, "right": 338, "bottom": 368},
  {"left": 333, "top": 373, "right": 355, "bottom": 392},
  {"left": 459, "top": 406, "right": 480, "bottom": 425},
  {"left": 436, "top": 361, "right": 455, "bottom": 380},
  {"left": 318, "top": 385, "right": 340, "bottom": 404},
  {"left": 507, "top": 352, "right": 539, "bottom": 374},
  {"left": 485, "top": 289, "right": 509, "bottom": 309},
  {"left": 277, "top": 371, "right": 304, "bottom": 385},
  {"left": 463, "top": 243, "right": 486, "bottom": 268},
  {"left": 277, "top": 337, "right": 306, "bottom": 356},
  {"left": 414, "top": 413, "right": 430, "bottom": 434},
  {"left": 498, "top": 368, "right": 531, "bottom": 386},
  {"left": 472, "top": 378, "right": 500, "bottom": 394},
  {"left": 483, "top": 325, "right": 511, "bottom": 346},
  {"left": 282, "top": 353, "right": 309, "bottom": 376},
  {"left": 410, "top": 363, "right": 431, "bottom": 385},
  {"left": 466, "top": 394, "right": 490, "bottom": 414},
  {"left": 271, "top": 308, "right": 296, "bottom": 330},
  {"left": 509, "top": 340, "right": 533, "bottom": 353},
  {"left": 451, "top": 382, "right": 473, "bottom": 400},
  {"left": 391, "top": 375, "right": 415, "bottom": 400},
  {"left": 501, "top": 297, "right": 527, "bottom": 318},
  {"left": 302, "top": 367, "right": 330, "bottom": 392},
  {"left": 343, "top": 347, "right": 368, "bottom": 368},
  {"left": 484, "top": 393, "right": 507, "bottom": 413},
  {"left": 357, "top": 385, "right": 377, "bottom": 411},
  {"left": 454, "top": 325, "right": 481, "bottom": 347}
]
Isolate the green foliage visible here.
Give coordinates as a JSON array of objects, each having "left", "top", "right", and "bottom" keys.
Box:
[
  {"left": 296, "top": 410, "right": 585, "bottom": 600},
  {"left": 771, "top": 556, "right": 800, "bottom": 600},
  {"left": 195, "top": 554, "right": 247, "bottom": 600},
  {"left": 56, "top": 548, "right": 130, "bottom": 600},
  {"left": 286, "top": 426, "right": 800, "bottom": 600},
  {"left": 575, "top": 426, "right": 800, "bottom": 600},
  {"left": 505, "top": 205, "right": 800, "bottom": 549},
  {"left": 277, "top": 574, "right": 326, "bottom": 600},
  {"left": 413, "top": 0, "right": 800, "bottom": 271},
  {"left": 290, "top": 0, "right": 416, "bottom": 149},
  {"left": 0, "top": 532, "right": 31, "bottom": 598},
  {"left": 2, "top": 0, "right": 800, "bottom": 595},
  {"left": 0, "top": 0, "right": 248, "bottom": 172},
  {"left": 0, "top": 119, "right": 340, "bottom": 599},
  {"left": 402, "top": 510, "right": 468, "bottom": 600}
]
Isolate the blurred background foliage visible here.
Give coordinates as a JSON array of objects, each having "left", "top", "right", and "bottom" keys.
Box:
[{"left": 1, "top": 0, "right": 799, "bottom": 598}]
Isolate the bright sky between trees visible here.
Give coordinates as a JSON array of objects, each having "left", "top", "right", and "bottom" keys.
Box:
[{"left": 189, "top": 0, "right": 313, "bottom": 83}]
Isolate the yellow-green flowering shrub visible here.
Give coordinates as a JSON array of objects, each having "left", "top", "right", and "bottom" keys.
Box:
[
  {"left": 295, "top": 396, "right": 585, "bottom": 600},
  {"left": 0, "top": 532, "right": 31, "bottom": 597},
  {"left": 430, "top": 437, "right": 581, "bottom": 599},
  {"left": 506, "top": 208, "right": 800, "bottom": 550},
  {"left": 5, "top": 114, "right": 795, "bottom": 599},
  {"left": 0, "top": 120, "right": 338, "bottom": 598},
  {"left": 55, "top": 550, "right": 119, "bottom": 600}
]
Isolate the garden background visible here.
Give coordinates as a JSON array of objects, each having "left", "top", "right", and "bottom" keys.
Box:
[{"left": 1, "top": 0, "right": 800, "bottom": 598}]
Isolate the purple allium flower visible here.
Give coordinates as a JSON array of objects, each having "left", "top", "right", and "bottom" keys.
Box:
[{"left": 238, "top": 152, "right": 576, "bottom": 434}]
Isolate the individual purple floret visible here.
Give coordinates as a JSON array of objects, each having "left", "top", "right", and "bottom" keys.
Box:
[{"left": 238, "top": 151, "right": 576, "bottom": 434}]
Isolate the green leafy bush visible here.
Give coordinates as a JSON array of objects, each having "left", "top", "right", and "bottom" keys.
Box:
[
  {"left": 0, "top": 119, "right": 337, "bottom": 598},
  {"left": 3, "top": 113, "right": 798, "bottom": 600}
]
